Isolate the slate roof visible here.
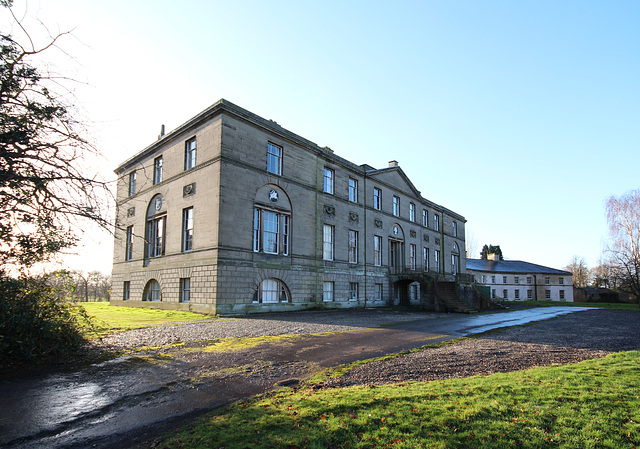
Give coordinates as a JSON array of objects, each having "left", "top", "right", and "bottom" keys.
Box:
[{"left": 466, "top": 259, "right": 571, "bottom": 275}]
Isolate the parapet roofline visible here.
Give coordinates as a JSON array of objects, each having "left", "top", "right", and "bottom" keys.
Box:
[{"left": 114, "top": 99, "right": 361, "bottom": 175}]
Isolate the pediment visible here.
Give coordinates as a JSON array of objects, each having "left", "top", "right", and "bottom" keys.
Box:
[{"left": 366, "top": 167, "right": 422, "bottom": 199}]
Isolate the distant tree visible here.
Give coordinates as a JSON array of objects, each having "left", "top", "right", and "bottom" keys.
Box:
[
  {"left": 0, "top": 2, "right": 110, "bottom": 268},
  {"left": 465, "top": 230, "right": 479, "bottom": 259},
  {"left": 564, "top": 256, "right": 591, "bottom": 288},
  {"left": 604, "top": 190, "right": 640, "bottom": 307},
  {"left": 480, "top": 244, "right": 503, "bottom": 260}
]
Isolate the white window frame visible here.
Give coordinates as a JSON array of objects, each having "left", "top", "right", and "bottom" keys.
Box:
[
  {"left": 434, "top": 214, "right": 440, "bottom": 231},
  {"left": 373, "top": 188, "right": 382, "bottom": 210},
  {"left": 125, "top": 226, "right": 134, "bottom": 261},
  {"left": 253, "top": 207, "right": 290, "bottom": 255},
  {"left": 393, "top": 196, "right": 400, "bottom": 216},
  {"left": 267, "top": 142, "right": 282, "bottom": 175},
  {"left": 128, "top": 171, "right": 136, "bottom": 196},
  {"left": 409, "top": 244, "right": 416, "bottom": 270},
  {"left": 146, "top": 215, "right": 166, "bottom": 258},
  {"left": 185, "top": 137, "right": 196, "bottom": 170},
  {"left": 256, "top": 278, "right": 290, "bottom": 303},
  {"left": 123, "top": 281, "right": 130, "bottom": 300},
  {"left": 423, "top": 247, "right": 429, "bottom": 271},
  {"left": 153, "top": 156, "right": 163, "bottom": 184},
  {"left": 545, "top": 290, "right": 551, "bottom": 299},
  {"left": 409, "top": 203, "right": 416, "bottom": 222},
  {"left": 348, "top": 178, "right": 358, "bottom": 202},
  {"left": 179, "top": 278, "right": 191, "bottom": 303},
  {"left": 182, "top": 207, "right": 194, "bottom": 252},
  {"left": 348, "top": 230, "right": 358, "bottom": 264},
  {"left": 323, "top": 224, "right": 334, "bottom": 261},
  {"left": 323, "top": 167, "right": 334, "bottom": 194},
  {"left": 375, "top": 283, "right": 383, "bottom": 301},
  {"left": 349, "top": 282, "right": 359, "bottom": 301},
  {"left": 374, "top": 235, "right": 382, "bottom": 266},
  {"left": 422, "top": 209, "right": 428, "bottom": 227},
  {"left": 453, "top": 221, "right": 457, "bottom": 237},
  {"left": 323, "top": 281, "right": 334, "bottom": 302},
  {"left": 434, "top": 249, "right": 441, "bottom": 272}
]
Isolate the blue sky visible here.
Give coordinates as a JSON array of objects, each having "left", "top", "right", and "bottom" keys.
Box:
[{"left": 6, "top": 0, "right": 639, "bottom": 273}]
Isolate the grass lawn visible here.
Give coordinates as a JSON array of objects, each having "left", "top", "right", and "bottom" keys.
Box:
[
  {"left": 500, "top": 300, "right": 640, "bottom": 311},
  {"left": 150, "top": 351, "right": 640, "bottom": 448},
  {"left": 77, "top": 302, "right": 215, "bottom": 338}
]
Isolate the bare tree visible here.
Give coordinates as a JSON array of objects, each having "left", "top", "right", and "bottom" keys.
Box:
[
  {"left": 605, "top": 190, "right": 640, "bottom": 307},
  {"left": 465, "top": 230, "right": 479, "bottom": 259},
  {"left": 0, "top": 1, "right": 111, "bottom": 268},
  {"left": 564, "top": 256, "right": 591, "bottom": 288}
]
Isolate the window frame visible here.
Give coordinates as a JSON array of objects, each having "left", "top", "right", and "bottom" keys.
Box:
[
  {"left": 323, "top": 224, "right": 334, "bottom": 261},
  {"left": 153, "top": 156, "right": 163, "bottom": 184},
  {"left": 348, "top": 178, "right": 358, "bottom": 202},
  {"left": 266, "top": 142, "right": 282, "bottom": 175},
  {"left": 423, "top": 247, "right": 429, "bottom": 271},
  {"left": 373, "top": 187, "right": 382, "bottom": 210},
  {"left": 409, "top": 243, "right": 416, "bottom": 270},
  {"left": 348, "top": 229, "right": 358, "bottom": 264},
  {"left": 422, "top": 209, "right": 428, "bottom": 227},
  {"left": 392, "top": 196, "right": 400, "bottom": 217},
  {"left": 434, "top": 214, "right": 440, "bottom": 231},
  {"left": 323, "top": 281, "right": 334, "bottom": 302},
  {"left": 182, "top": 207, "right": 194, "bottom": 252},
  {"left": 323, "top": 167, "right": 334, "bottom": 194},
  {"left": 125, "top": 226, "right": 134, "bottom": 261},
  {"left": 409, "top": 203, "right": 416, "bottom": 222},
  {"left": 128, "top": 171, "right": 136, "bottom": 196},
  {"left": 146, "top": 215, "right": 166, "bottom": 258},
  {"left": 434, "top": 249, "right": 441, "bottom": 272},
  {"left": 179, "top": 278, "right": 191, "bottom": 303},
  {"left": 349, "top": 282, "right": 359, "bottom": 301},
  {"left": 184, "top": 137, "right": 196, "bottom": 170},
  {"left": 253, "top": 207, "right": 290, "bottom": 256},
  {"left": 123, "top": 281, "right": 130, "bottom": 301},
  {"left": 374, "top": 235, "right": 382, "bottom": 266},
  {"left": 453, "top": 221, "right": 457, "bottom": 237}
]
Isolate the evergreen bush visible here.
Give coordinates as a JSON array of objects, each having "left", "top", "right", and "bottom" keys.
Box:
[{"left": 0, "top": 273, "right": 94, "bottom": 363}]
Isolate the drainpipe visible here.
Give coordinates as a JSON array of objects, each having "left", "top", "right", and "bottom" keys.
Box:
[{"left": 363, "top": 173, "right": 368, "bottom": 309}]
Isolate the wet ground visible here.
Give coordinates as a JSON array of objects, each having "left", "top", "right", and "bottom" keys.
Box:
[{"left": 0, "top": 306, "right": 610, "bottom": 448}]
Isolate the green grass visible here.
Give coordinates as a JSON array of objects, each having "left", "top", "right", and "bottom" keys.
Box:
[
  {"left": 77, "top": 302, "right": 215, "bottom": 338},
  {"left": 149, "top": 351, "right": 640, "bottom": 449},
  {"left": 500, "top": 300, "right": 640, "bottom": 311}
]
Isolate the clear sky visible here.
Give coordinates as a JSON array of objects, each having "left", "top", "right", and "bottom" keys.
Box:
[{"left": 5, "top": 0, "right": 639, "bottom": 274}]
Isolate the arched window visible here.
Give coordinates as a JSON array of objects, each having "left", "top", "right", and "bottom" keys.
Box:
[
  {"left": 255, "top": 278, "right": 290, "bottom": 303},
  {"left": 451, "top": 243, "right": 460, "bottom": 275},
  {"left": 253, "top": 185, "right": 291, "bottom": 255},
  {"left": 143, "top": 279, "right": 161, "bottom": 301}
]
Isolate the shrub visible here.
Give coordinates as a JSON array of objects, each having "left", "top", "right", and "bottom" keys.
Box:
[{"left": 0, "top": 272, "right": 95, "bottom": 363}]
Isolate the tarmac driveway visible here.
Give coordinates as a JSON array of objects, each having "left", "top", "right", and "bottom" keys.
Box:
[{"left": 0, "top": 306, "right": 628, "bottom": 449}]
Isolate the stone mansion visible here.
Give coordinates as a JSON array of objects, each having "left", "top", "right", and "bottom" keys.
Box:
[{"left": 110, "top": 100, "right": 467, "bottom": 315}]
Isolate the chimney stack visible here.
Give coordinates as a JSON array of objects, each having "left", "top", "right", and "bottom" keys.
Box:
[
  {"left": 158, "top": 124, "right": 165, "bottom": 140},
  {"left": 388, "top": 160, "right": 398, "bottom": 167}
]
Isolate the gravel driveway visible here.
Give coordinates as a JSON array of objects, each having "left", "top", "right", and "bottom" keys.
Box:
[
  {"left": 319, "top": 308, "right": 640, "bottom": 388},
  {"left": 93, "top": 308, "right": 640, "bottom": 389}
]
